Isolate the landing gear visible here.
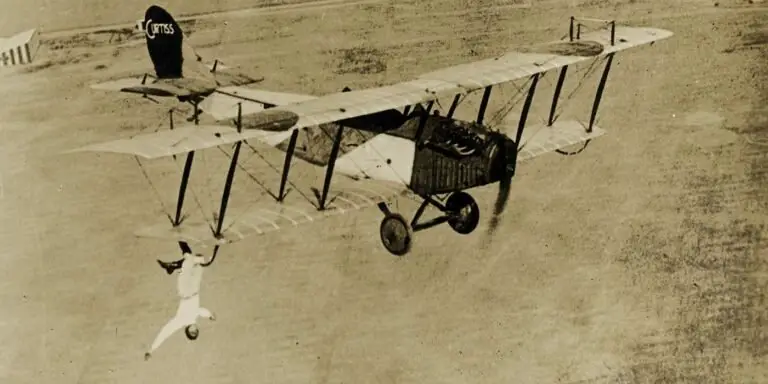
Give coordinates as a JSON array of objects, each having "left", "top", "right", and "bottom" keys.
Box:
[
  {"left": 379, "top": 213, "right": 413, "bottom": 256},
  {"left": 445, "top": 191, "right": 480, "bottom": 235},
  {"left": 377, "top": 191, "right": 480, "bottom": 256}
]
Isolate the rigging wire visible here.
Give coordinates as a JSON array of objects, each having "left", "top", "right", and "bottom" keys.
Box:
[
  {"left": 241, "top": 140, "right": 316, "bottom": 205},
  {"left": 549, "top": 55, "right": 603, "bottom": 124},
  {"left": 133, "top": 156, "right": 174, "bottom": 224},
  {"left": 214, "top": 145, "right": 312, "bottom": 234},
  {"left": 199, "top": 143, "right": 218, "bottom": 223},
  {"left": 487, "top": 76, "right": 531, "bottom": 129},
  {"left": 169, "top": 153, "right": 215, "bottom": 230}
]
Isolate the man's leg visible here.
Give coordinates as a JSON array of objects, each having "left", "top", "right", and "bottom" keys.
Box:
[{"left": 145, "top": 316, "right": 184, "bottom": 360}]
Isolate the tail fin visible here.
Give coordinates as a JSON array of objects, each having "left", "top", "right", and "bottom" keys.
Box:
[
  {"left": 144, "top": 5, "right": 184, "bottom": 79},
  {"left": 142, "top": 5, "right": 262, "bottom": 88}
]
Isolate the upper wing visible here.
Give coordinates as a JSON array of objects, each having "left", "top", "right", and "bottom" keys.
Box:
[{"left": 207, "top": 26, "right": 673, "bottom": 130}]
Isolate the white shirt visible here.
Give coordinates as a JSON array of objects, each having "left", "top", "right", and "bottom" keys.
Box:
[{"left": 177, "top": 254, "right": 204, "bottom": 298}]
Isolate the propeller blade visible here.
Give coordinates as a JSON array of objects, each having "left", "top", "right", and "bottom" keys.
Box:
[{"left": 486, "top": 135, "right": 514, "bottom": 237}]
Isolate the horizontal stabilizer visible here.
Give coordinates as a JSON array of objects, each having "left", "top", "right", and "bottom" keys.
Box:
[
  {"left": 66, "top": 124, "right": 294, "bottom": 159},
  {"left": 515, "top": 120, "right": 606, "bottom": 161},
  {"left": 134, "top": 181, "right": 407, "bottom": 247},
  {"left": 91, "top": 76, "right": 157, "bottom": 92},
  {"left": 92, "top": 76, "right": 216, "bottom": 97}
]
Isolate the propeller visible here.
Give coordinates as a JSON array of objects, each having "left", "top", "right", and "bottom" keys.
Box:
[{"left": 486, "top": 133, "right": 516, "bottom": 238}]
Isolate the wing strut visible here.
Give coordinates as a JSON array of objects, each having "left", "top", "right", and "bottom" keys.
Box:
[
  {"left": 547, "top": 66, "right": 569, "bottom": 126},
  {"left": 476, "top": 86, "right": 493, "bottom": 125},
  {"left": 414, "top": 101, "right": 435, "bottom": 146},
  {"left": 200, "top": 104, "right": 245, "bottom": 266},
  {"left": 214, "top": 103, "right": 244, "bottom": 237},
  {"left": 174, "top": 152, "right": 196, "bottom": 226},
  {"left": 513, "top": 74, "right": 541, "bottom": 154},
  {"left": 588, "top": 53, "right": 615, "bottom": 133},
  {"left": 278, "top": 129, "right": 299, "bottom": 202},
  {"left": 319, "top": 125, "right": 345, "bottom": 210},
  {"left": 447, "top": 94, "right": 461, "bottom": 118},
  {"left": 171, "top": 105, "right": 201, "bottom": 254}
]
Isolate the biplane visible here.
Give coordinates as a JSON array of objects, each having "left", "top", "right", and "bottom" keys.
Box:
[{"left": 72, "top": 6, "right": 672, "bottom": 260}]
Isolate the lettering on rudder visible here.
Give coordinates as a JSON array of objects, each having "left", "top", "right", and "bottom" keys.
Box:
[{"left": 145, "top": 19, "right": 175, "bottom": 40}]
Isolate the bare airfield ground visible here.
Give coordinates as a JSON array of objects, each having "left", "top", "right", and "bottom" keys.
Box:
[{"left": 0, "top": 0, "right": 766, "bottom": 383}]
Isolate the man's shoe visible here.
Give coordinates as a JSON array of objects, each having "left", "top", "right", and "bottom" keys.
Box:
[{"left": 156, "top": 260, "right": 175, "bottom": 275}]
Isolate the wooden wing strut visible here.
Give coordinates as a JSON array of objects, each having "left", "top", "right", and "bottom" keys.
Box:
[
  {"left": 514, "top": 74, "right": 541, "bottom": 148},
  {"left": 278, "top": 129, "right": 299, "bottom": 202},
  {"left": 172, "top": 106, "right": 200, "bottom": 255},
  {"left": 547, "top": 66, "right": 569, "bottom": 126},
  {"left": 447, "top": 94, "right": 461, "bottom": 118},
  {"left": 319, "top": 125, "right": 345, "bottom": 210},
  {"left": 214, "top": 103, "right": 244, "bottom": 238},
  {"left": 476, "top": 86, "right": 492, "bottom": 125},
  {"left": 588, "top": 53, "right": 615, "bottom": 133}
]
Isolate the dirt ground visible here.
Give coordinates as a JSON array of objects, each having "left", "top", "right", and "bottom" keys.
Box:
[{"left": 0, "top": 0, "right": 766, "bottom": 383}]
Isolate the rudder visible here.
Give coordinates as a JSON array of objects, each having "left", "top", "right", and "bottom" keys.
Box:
[{"left": 144, "top": 5, "right": 183, "bottom": 79}]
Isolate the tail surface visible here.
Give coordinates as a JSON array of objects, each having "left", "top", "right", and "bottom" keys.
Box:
[{"left": 144, "top": 5, "right": 184, "bottom": 79}]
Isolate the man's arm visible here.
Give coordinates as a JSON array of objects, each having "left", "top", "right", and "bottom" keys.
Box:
[{"left": 146, "top": 316, "right": 184, "bottom": 359}]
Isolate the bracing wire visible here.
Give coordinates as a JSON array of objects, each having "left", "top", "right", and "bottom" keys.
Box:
[
  {"left": 213, "top": 144, "right": 315, "bottom": 234},
  {"left": 551, "top": 56, "right": 608, "bottom": 156},
  {"left": 133, "top": 156, "right": 174, "bottom": 224},
  {"left": 549, "top": 55, "right": 603, "bottom": 124},
  {"left": 200, "top": 145, "right": 217, "bottom": 222},
  {"left": 488, "top": 77, "right": 531, "bottom": 129},
  {"left": 169, "top": 155, "right": 215, "bottom": 230},
  {"left": 240, "top": 141, "right": 316, "bottom": 205}
]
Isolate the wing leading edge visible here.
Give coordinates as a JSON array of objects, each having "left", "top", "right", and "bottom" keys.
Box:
[{"left": 206, "top": 26, "right": 673, "bottom": 132}]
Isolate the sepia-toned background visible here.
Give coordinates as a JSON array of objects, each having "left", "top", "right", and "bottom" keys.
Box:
[{"left": 0, "top": 0, "right": 766, "bottom": 383}]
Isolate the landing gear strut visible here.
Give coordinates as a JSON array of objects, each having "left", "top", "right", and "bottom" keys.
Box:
[{"left": 377, "top": 191, "right": 480, "bottom": 256}]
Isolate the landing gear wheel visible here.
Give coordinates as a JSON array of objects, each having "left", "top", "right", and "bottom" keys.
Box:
[
  {"left": 379, "top": 213, "right": 413, "bottom": 256},
  {"left": 446, "top": 191, "right": 480, "bottom": 235}
]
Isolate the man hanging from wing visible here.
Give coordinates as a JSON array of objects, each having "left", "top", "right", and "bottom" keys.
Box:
[{"left": 145, "top": 252, "right": 216, "bottom": 360}]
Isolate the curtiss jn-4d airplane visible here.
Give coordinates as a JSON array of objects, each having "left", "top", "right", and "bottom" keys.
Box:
[{"left": 72, "top": 5, "right": 672, "bottom": 261}]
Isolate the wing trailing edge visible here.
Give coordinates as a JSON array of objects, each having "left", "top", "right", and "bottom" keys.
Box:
[{"left": 133, "top": 180, "right": 407, "bottom": 247}]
